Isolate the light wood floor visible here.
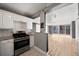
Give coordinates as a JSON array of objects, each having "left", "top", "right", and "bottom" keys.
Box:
[
  {"left": 47, "top": 34, "right": 76, "bottom": 56},
  {"left": 20, "top": 47, "right": 46, "bottom": 56}
]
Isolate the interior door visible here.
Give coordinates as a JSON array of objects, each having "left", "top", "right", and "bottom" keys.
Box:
[{"left": 72, "top": 21, "right": 75, "bottom": 38}]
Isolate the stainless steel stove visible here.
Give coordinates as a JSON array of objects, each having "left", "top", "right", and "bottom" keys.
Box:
[{"left": 13, "top": 31, "right": 30, "bottom": 56}]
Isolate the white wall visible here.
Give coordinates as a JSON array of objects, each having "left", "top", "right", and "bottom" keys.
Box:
[
  {"left": 75, "top": 19, "right": 79, "bottom": 55},
  {"left": 33, "top": 17, "right": 40, "bottom": 24},
  {"left": 45, "top": 25, "right": 48, "bottom": 33},
  {"left": 46, "top": 4, "right": 78, "bottom": 25},
  {"left": 76, "top": 19, "right": 79, "bottom": 40},
  {"left": 33, "top": 17, "right": 40, "bottom": 32},
  {"left": 46, "top": 4, "right": 78, "bottom": 33},
  {"left": 26, "top": 18, "right": 33, "bottom": 30}
]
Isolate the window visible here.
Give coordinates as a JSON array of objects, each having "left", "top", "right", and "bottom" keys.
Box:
[
  {"left": 66, "top": 25, "right": 70, "bottom": 35},
  {"left": 52, "top": 26, "right": 59, "bottom": 34},
  {"left": 48, "top": 26, "right": 59, "bottom": 34},
  {"left": 60, "top": 25, "right": 65, "bottom": 34},
  {"left": 48, "top": 25, "right": 70, "bottom": 35},
  {"left": 59, "top": 25, "right": 70, "bottom": 35}
]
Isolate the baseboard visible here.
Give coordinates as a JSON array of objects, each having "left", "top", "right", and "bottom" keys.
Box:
[{"left": 34, "top": 46, "right": 48, "bottom": 56}]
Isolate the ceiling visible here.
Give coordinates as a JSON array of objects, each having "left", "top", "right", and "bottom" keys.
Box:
[{"left": 0, "top": 3, "right": 61, "bottom": 18}]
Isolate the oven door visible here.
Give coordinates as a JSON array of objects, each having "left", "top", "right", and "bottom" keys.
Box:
[{"left": 14, "top": 39, "right": 29, "bottom": 50}]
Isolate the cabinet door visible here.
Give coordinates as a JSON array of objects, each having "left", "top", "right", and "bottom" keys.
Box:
[
  {"left": 7, "top": 39, "right": 14, "bottom": 56},
  {"left": 30, "top": 35, "right": 34, "bottom": 47},
  {"left": 0, "top": 39, "right": 14, "bottom": 56},
  {"left": 2, "top": 13, "right": 13, "bottom": 29},
  {"left": 0, "top": 12, "right": 3, "bottom": 28},
  {"left": 0, "top": 42, "right": 1, "bottom": 55},
  {"left": 1, "top": 13, "right": 7, "bottom": 29},
  {"left": 7, "top": 16, "right": 13, "bottom": 29}
]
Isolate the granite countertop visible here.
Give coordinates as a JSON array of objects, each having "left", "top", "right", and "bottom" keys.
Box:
[{"left": 0, "top": 36, "right": 13, "bottom": 41}]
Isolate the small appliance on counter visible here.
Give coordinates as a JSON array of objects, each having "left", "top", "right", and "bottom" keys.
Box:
[{"left": 13, "top": 31, "right": 30, "bottom": 56}]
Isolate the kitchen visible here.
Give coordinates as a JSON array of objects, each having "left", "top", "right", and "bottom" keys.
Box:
[
  {"left": 0, "top": 3, "right": 49, "bottom": 56},
  {"left": 0, "top": 9, "right": 34, "bottom": 56},
  {"left": 0, "top": 3, "right": 79, "bottom": 56}
]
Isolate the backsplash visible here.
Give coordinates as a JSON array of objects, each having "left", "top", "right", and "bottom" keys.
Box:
[{"left": 0, "top": 29, "right": 13, "bottom": 37}]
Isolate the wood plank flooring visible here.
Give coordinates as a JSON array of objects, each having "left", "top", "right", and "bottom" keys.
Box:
[
  {"left": 47, "top": 34, "right": 76, "bottom": 56},
  {"left": 20, "top": 47, "right": 46, "bottom": 56}
]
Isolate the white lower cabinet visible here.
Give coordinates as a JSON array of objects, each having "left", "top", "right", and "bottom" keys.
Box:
[
  {"left": 30, "top": 35, "right": 34, "bottom": 47},
  {"left": 0, "top": 39, "right": 14, "bottom": 56}
]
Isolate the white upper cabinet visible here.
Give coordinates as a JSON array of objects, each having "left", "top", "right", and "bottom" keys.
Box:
[
  {"left": 0, "top": 9, "right": 13, "bottom": 29},
  {"left": 0, "top": 9, "right": 34, "bottom": 30},
  {"left": 13, "top": 21, "right": 27, "bottom": 32},
  {"left": 2, "top": 13, "right": 13, "bottom": 29},
  {"left": 13, "top": 14, "right": 27, "bottom": 22}
]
